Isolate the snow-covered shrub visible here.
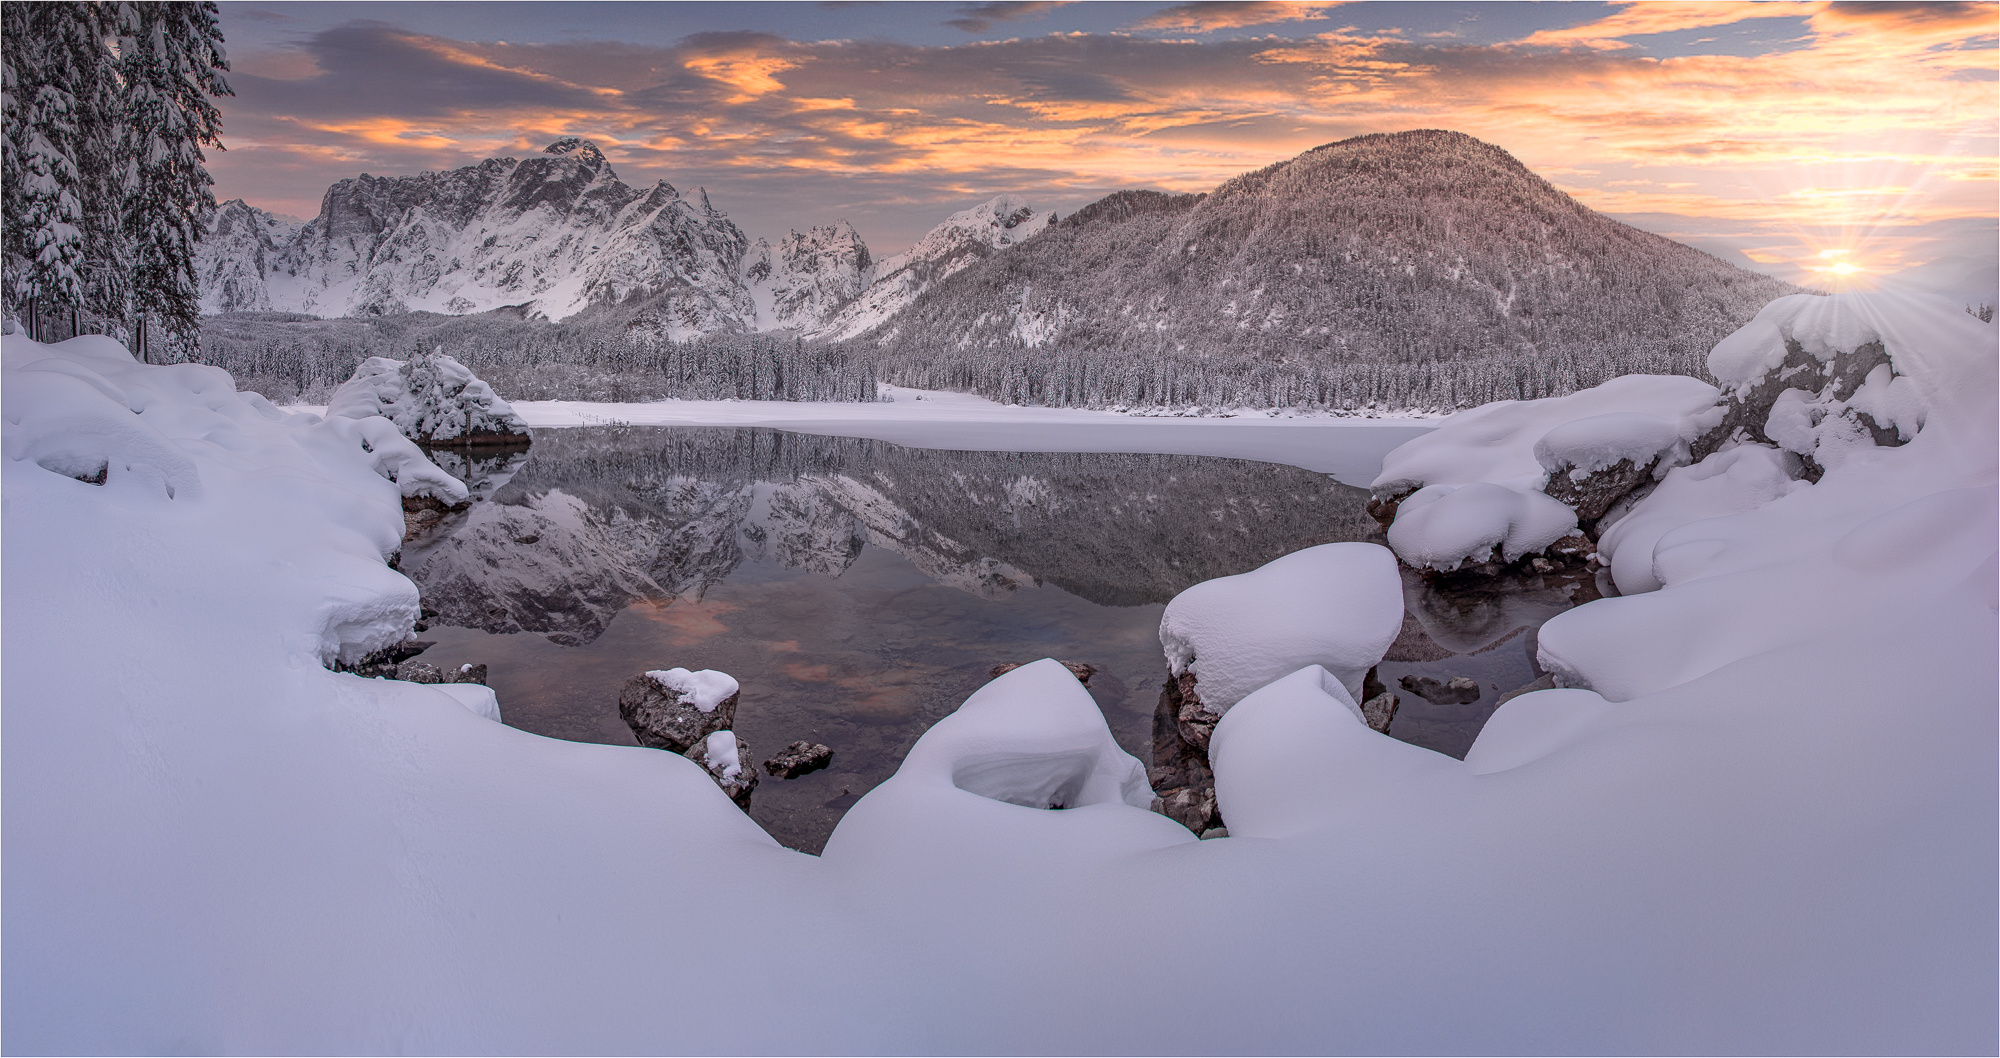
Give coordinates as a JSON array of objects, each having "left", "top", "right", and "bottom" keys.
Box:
[
  {"left": 1157, "top": 542, "right": 1403, "bottom": 710},
  {"left": 327, "top": 348, "right": 532, "bottom": 446}
]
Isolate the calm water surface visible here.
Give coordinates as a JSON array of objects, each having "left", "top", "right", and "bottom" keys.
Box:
[{"left": 409, "top": 428, "right": 1593, "bottom": 852}]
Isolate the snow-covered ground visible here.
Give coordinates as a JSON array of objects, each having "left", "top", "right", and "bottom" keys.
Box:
[{"left": 6, "top": 290, "right": 1995, "bottom": 1053}]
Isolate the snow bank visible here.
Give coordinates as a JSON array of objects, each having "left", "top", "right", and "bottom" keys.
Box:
[
  {"left": 1384, "top": 481, "right": 1578, "bottom": 572},
  {"left": 1372, "top": 374, "right": 1720, "bottom": 496},
  {"left": 647, "top": 668, "right": 739, "bottom": 714},
  {"left": 1157, "top": 543, "right": 1403, "bottom": 709},
  {"left": 6, "top": 302, "right": 1994, "bottom": 1053},
  {"left": 1533, "top": 411, "right": 1685, "bottom": 480},
  {"left": 1595, "top": 443, "right": 1807, "bottom": 594},
  {"left": 433, "top": 682, "right": 504, "bottom": 723},
  {"left": 327, "top": 349, "right": 532, "bottom": 447}
]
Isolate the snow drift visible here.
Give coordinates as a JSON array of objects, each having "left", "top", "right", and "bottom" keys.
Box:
[{"left": 4, "top": 291, "right": 1994, "bottom": 1054}]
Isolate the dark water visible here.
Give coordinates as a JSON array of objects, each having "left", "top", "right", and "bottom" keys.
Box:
[{"left": 406, "top": 427, "right": 1592, "bottom": 852}]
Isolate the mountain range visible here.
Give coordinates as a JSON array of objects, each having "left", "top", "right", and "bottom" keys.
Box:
[{"left": 196, "top": 131, "right": 1800, "bottom": 408}]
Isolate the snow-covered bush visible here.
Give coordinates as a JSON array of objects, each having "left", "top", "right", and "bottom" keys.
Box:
[
  {"left": 1157, "top": 542, "right": 1403, "bottom": 710},
  {"left": 327, "top": 348, "right": 532, "bottom": 446}
]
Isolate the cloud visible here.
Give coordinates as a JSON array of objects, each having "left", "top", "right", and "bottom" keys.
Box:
[
  {"left": 1132, "top": 1, "right": 1348, "bottom": 32},
  {"left": 1516, "top": 1, "right": 1822, "bottom": 50},
  {"left": 209, "top": 9, "right": 1997, "bottom": 257},
  {"left": 946, "top": 1, "right": 1071, "bottom": 33}
]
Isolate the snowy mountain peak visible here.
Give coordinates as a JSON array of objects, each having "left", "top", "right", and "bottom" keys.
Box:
[
  {"left": 813, "top": 195, "right": 1054, "bottom": 341},
  {"left": 747, "top": 220, "right": 875, "bottom": 331},
  {"left": 542, "top": 137, "right": 607, "bottom": 165}
]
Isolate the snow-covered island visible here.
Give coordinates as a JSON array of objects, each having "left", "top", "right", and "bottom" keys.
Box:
[{"left": 3, "top": 290, "right": 1994, "bottom": 1053}]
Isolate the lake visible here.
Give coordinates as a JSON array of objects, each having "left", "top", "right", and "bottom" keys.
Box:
[{"left": 406, "top": 426, "right": 1599, "bottom": 852}]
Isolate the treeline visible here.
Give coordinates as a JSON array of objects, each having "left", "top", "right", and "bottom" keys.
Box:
[
  {"left": 875, "top": 339, "right": 1715, "bottom": 413},
  {"left": 194, "top": 311, "right": 877, "bottom": 404}
]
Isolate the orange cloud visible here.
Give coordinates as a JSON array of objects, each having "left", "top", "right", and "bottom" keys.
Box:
[
  {"left": 1517, "top": 1, "right": 1825, "bottom": 50},
  {"left": 1134, "top": 1, "right": 1350, "bottom": 32}
]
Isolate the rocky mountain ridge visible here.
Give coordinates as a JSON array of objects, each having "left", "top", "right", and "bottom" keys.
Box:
[{"left": 198, "top": 140, "right": 1051, "bottom": 340}]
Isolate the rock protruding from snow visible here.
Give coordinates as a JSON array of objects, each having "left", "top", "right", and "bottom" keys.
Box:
[
  {"left": 763, "top": 741, "right": 834, "bottom": 779},
  {"left": 989, "top": 659, "right": 1096, "bottom": 685},
  {"left": 1702, "top": 292, "right": 1936, "bottom": 479},
  {"left": 618, "top": 668, "right": 741, "bottom": 752},
  {"left": 687, "top": 730, "right": 757, "bottom": 809},
  {"left": 327, "top": 349, "right": 533, "bottom": 448},
  {"left": 815, "top": 195, "right": 1054, "bottom": 341},
  {"left": 1149, "top": 671, "right": 1221, "bottom": 834},
  {"left": 1158, "top": 543, "right": 1404, "bottom": 715}
]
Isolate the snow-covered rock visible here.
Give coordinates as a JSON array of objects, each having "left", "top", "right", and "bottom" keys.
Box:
[
  {"left": 326, "top": 349, "right": 532, "bottom": 447},
  {"left": 1385, "top": 481, "right": 1579, "bottom": 572},
  {"left": 1703, "top": 291, "right": 1939, "bottom": 478},
  {"left": 1595, "top": 443, "right": 1808, "bottom": 594},
  {"left": 1157, "top": 542, "right": 1404, "bottom": 712},
  {"left": 618, "top": 668, "right": 741, "bottom": 752},
  {"left": 686, "top": 730, "right": 757, "bottom": 808},
  {"left": 815, "top": 195, "right": 1054, "bottom": 341}
]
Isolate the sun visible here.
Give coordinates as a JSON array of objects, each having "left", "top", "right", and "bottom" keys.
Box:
[{"left": 1805, "top": 248, "right": 1868, "bottom": 281}]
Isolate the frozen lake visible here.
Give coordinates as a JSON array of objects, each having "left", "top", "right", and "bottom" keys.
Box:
[{"left": 403, "top": 424, "right": 1594, "bottom": 852}]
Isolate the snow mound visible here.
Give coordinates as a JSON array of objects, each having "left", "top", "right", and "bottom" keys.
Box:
[
  {"left": 1158, "top": 543, "right": 1403, "bottom": 709},
  {"left": 1372, "top": 374, "right": 1720, "bottom": 496},
  {"left": 1596, "top": 443, "right": 1808, "bottom": 594},
  {"left": 647, "top": 668, "right": 739, "bottom": 713},
  {"left": 432, "top": 682, "right": 504, "bottom": 723},
  {"left": 1385, "top": 482, "right": 1578, "bottom": 572},
  {"left": 1538, "top": 293, "right": 1998, "bottom": 701},
  {"left": 1533, "top": 412, "right": 1685, "bottom": 480},
  {"left": 327, "top": 349, "right": 532, "bottom": 447}
]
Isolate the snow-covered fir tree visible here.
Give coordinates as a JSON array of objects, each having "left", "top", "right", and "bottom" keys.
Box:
[{"left": 0, "top": 1, "right": 229, "bottom": 351}]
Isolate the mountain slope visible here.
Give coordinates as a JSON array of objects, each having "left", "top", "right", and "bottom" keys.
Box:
[
  {"left": 815, "top": 194, "right": 1055, "bottom": 341},
  {"left": 852, "top": 131, "right": 1800, "bottom": 408}
]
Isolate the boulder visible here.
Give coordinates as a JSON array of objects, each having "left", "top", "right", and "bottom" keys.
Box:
[
  {"left": 327, "top": 348, "right": 533, "bottom": 449},
  {"left": 1359, "top": 691, "right": 1400, "bottom": 734},
  {"left": 394, "top": 659, "right": 446, "bottom": 684},
  {"left": 337, "top": 638, "right": 434, "bottom": 678},
  {"left": 448, "top": 662, "right": 488, "bottom": 685},
  {"left": 1148, "top": 673, "right": 1221, "bottom": 834},
  {"left": 764, "top": 741, "right": 834, "bottom": 779},
  {"left": 685, "top": 731, "right": 757, "bottom": 809},
  {"left": 1398, "top": 674, "right": 1481, "bottom": 705},
  {"left": 618, "top": 668, "right": 740, "bottom": 752},
  {"left": 990, "top": 659, "right": 1097, "bottom": 685}
]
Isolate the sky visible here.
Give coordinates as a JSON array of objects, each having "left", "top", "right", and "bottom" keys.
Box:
[{"left": 208, "top": 1, "right": 1998, "bottom": 286}]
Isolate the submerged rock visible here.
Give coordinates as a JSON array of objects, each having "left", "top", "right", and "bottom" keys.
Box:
[
  {"left": 686, "top": 730, "right": 757, "bottom": 809},
  {"left": 1399, "top": 674, "right": 1481, "bottom": 705},
  {"left": 618, "top": 668, "right": 740, "bottom": 752},
  {"left": 402, "top": 493, "right": 464, "bottom": 542},
  {"left": 764, "top": 741, "right": 833, "bottom": 779}
]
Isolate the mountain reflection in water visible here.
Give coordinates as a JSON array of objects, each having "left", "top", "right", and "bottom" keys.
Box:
[{"left": 402, "top": 427, "right": 1585, "bottom": 853}]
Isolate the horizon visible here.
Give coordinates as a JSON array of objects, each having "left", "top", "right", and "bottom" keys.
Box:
[{"left": 209, "top": 0, "right": 1998, "bottom": 288}]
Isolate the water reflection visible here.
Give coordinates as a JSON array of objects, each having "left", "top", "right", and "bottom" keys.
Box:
[{"left": 401, "top": 427, "right": 1589, "bottom": 851}]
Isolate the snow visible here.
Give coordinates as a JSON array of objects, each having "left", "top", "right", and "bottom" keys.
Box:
[
  {"left": 1157, "top": 543, "right": 1404, "bottom": 709},
  {"left": 1595, "top": 443, "right": 1808, "bottom": 594},
  {"left": 433, "top": 682, "right": 504, "bottom": 723},
  {"left": 326, "top": 350, "right": 531, "bottom": 447},
  {"left": 1372, "top": 374, "right": 1721, "bottom": 495},
  {"left": 1385, "top": 481, "right": 1578, "bottom": 571},
  {"left": 1533, "top": 411, "right": 1685, "bottom": 480},
  {"left": 647, "top": 668, "right": 740, "bottom": 714},
  {"left": 703, "top": 730, "right": 742, "bottom": 779},
  {"left": 6, "top": 290, "right": 1996, "bottom": 1053}
]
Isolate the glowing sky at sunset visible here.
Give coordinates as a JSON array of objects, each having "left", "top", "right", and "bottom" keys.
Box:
[{"left": 210, "top": 1, "right": 1998, "bottom": 285}]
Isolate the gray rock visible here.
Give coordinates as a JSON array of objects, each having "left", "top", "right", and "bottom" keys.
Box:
[
  {"left": 1360, "top": 691, "right": 1399, "bottom": 734},
  {"left": 1542, "top": 455, "right": 1659, "bottom": 528},
  {"left": 448, "top": 662, "right": 487, "bottom": 685},
  {"left": 764, "top": 741, "right": 833, "bottom": 779},
  {"left": 394, "top": 659, "right": 446, "bottom": 684},
  {"left": 990, "top": 659, "right": 1097, "bottom": 685},
  {"left": 1492, "top": 673, "right": 1558, "bottom": 709},
  {"left": 337, "top": 638, "right": 434, "bottom": 678},
  {"left": 1399, "top": 674, "right": 1481, "bottom": 705},
  {"left": 685, "top": 732, "right": 757, "bottom": 809},
  {"left": 618, "top": 671, "right": 739, "bottom": 753},
  {"left": 1149, "top": 672, "right": 1222, "bottom": 834}
]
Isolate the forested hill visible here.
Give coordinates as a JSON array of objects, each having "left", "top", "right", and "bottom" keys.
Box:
[{"left": 851, "top": 130, "right": 1802, "bottom": 411}]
